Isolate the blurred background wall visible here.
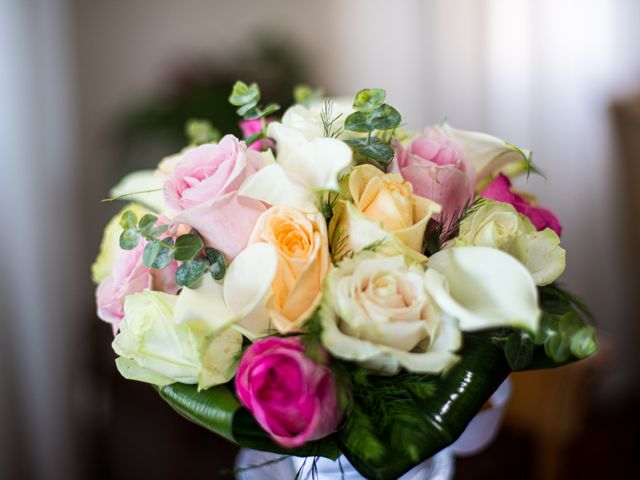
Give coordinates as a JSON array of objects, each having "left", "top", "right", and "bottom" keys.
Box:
[{"left": 2, "top": 0, "right": 640, "bottom": 479}]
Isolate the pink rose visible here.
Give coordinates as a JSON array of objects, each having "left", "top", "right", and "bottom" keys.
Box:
[
  {"left": 239, "top": 118, "right": 273, "bottom": 151},
  {"left": 393, "top": 128, "right": 476, "bottom": 223},
  {"left": 164, "top": 135, "right": 266, "bottom": 258},
  {"left": 96, "top": 237, "right": 179, "bottom": 335},
  {"left": 235, "top": 337, "right": 342, "bottom": 448},
  {"left": 482, "top": 174, "right": 562, "bottom": 236}
]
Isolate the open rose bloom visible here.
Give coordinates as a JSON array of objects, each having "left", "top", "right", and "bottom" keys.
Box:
[{"left": 93, "top": 84, "right": 596, "bottom": 479}]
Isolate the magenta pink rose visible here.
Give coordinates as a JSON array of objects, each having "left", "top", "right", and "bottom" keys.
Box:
[
  {"left": 393, "top": 128, "right": 476, "bottom": 223},
  {"left": 482, "top": 174, "right": 562, "bottom": 236},
  {"left": 239, "top": 118, "right": 273, "bottom": 151},
  {"left": 164, "top": 135, "right": 266, "bottom": 259},
  {"left": 235, "top": 337, "right": 342, "bottom": 448}
]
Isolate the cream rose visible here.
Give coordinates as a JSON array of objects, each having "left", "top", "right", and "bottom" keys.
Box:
[
  {"left": 329, "top": 164, "right": 441, "bottom": 262},
  {"left": 248, "top": 206, "right": 330, "bottom": 333},
  {"left": 112, "top": 290, "right": 243, "bottom": 389},
  {"left": 321, "top": 253, "right": 461, "bottom": 374},
  {"left": 454, "top": 200, "right": 565, "bottom": 285}
]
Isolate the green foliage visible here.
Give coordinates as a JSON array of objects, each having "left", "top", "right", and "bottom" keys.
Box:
[
  {"left": 119, "top": 210, "right": 138, "bottom": 229},
  {"left": 228, "top": 80, "right": 280, "bottom": 122},
  {"left": 293, "top": 84, "right": 323, "bottom": 105},
  {"left": 320, "top": 100, "right": 344, "bottom": 138},
  {"left": 185, "top": 119, "right": 221, "bottom": 146},
  {"left": 353, "top": 88, "right": 386, "bottom": 113},
  {"left": 176, "top": 258, "right": 209, "bottom": 287},
  {"left": 504, "top": 330, "right": 535, "bottom": 370},
  {"left": 119, "top": 228, "right": 139, "bottom": 250},
  {"left": 229, "top": 81, "right": 261, "bottom": 112},
  {"left": 138, "top": 214, "right": 158, "bottom": 236},
  {"left": 174, "top": 233, "right": 205, "bottom": 262},
  {"left": 142, "top": 237, "right": 174, "bottom": 269},
  {"left": 205, "top": 247, "right": 227, "bottom": 280},
  {"left": 343, "top": 88, "right": 402, "bottom": 169}
]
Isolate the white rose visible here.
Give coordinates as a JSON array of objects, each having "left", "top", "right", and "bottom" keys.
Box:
[
  {"left": 112, "top": 290, "right": 242, "bottom": 389},
  {"left": 321, "top": 253, "right": 461, "bottom": 374},
  {"left": 455, "top": 200, "right": 565, "bottom": 285},
  {"left": 280, "top": 98, "right": 354, "bottom": 142}
]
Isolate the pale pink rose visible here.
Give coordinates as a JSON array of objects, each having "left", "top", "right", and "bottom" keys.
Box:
[
  {"left": 482, "top": 174, "right": 562, "bottom": 236},
  {"left": 96, "top": 219, "right": 180, "bottom": 335},
  {"left": 239, "top": 118, "right": 273, "bottom": 151},
  {"left": 165, "top": 135, "right": 266, "bottom": 259},
  {"left": 393, "top": 128, "right": 476, "bottom": 223},
  {"left": 235, "top": 337, "right": 342, "bottom": 448}
]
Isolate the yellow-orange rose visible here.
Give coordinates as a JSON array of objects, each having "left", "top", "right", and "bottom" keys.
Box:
[
  {"left": 329, "top": 164, "right": 441, "bottom": 262},
  {"left": 249, "top": 206, "right": 330, "bottom": 333}
]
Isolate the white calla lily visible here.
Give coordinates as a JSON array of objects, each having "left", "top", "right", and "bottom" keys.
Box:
[
  {"left": 441, "top": 123, "right": 532, "bottom": 182},
  {"left": 110, "top": 170, "right": 167, "bottom": 213},
  {"left": 239, "top": 123, "right": 352, "bottom": 211},
  {"left": 425, "top": 247, "right": 540, "bottom": 332},
  {"left": 174, "top": 243, "right": 279, "bottom": 341}
]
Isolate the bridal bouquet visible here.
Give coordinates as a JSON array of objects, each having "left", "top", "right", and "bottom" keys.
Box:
[{"left": 93, "top": 83, "right": 597, "bottom": 479}]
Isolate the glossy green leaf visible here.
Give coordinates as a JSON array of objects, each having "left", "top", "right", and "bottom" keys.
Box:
[
  {"left": 340, "top": 334, "right": 510, "bottom": 480},
  {"left": 261, "top": 103, "right": 280, "bottom": 117},
  {"left": 570, "top": 326, "right": 597, "bottom": 358},
  {"left": 156, "top": 383, "right": 240, "bottom": 442},
  {"left": 356, "top": 141, "right": 394, "bottom": 164}
]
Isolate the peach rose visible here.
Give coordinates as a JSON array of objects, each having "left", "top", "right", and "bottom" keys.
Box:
[
  {"left": 249, "top": 206, "right": 329, "bottom": 333},
  {"left": 329, "top": 164, "right": 441, "bottom": 262}
]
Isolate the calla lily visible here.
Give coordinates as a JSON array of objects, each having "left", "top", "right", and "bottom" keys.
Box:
[
  {"left": 425, "top": 246, "right": 540, "bottom": 332},
  {"left": 174, "top": 243, "right": 279, "bottom": 340},
  {"left": 238, "top": 122, "right": 352, "bottom": 212},
  {"left": 440, "top": 123, "right": 532, "bottom": 185},
  {"left": 110, "top": 170, "right": 167, "bottom": 213}
]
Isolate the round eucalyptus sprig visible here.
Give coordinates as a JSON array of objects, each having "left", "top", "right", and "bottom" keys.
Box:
[
  {"left": 117, "top": 210, "right": 227, "bottom": 288},
  {"left": 228, "top": 81, "right": 280, "bottom": 148},
  {"left": 343, "top": 88, "right": 401, "bottom": 167}
]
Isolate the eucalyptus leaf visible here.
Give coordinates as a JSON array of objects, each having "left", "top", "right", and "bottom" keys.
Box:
[
  {"left": 369, "top": 104, "right": 401, "bottom": 131},
  {"left": 142, "top": 240, "right": 161, "bottom": 268},
  {"left": 152, "top": 238, "right": 174, "bottom": 269},
  {"left": 544, "top": 333, "right": 571, "bottom": 363},
  {"left": 150, "top": 224, "right": 169, "bottom": 238},
  {"left": 120, "top": 210, "right": 138, "bottom": 230},
  {"left": 356, "top": 141, "right": 394, "bottom": 164},
  {"left": 237, "top": 101, "right": 259, "bottom": 118},
  {"left": 344, "top": 112, "right": 373, "bottom": 133},
  {"left": 174, "top": 234, "right": 204, "bottom": 261},
  {"left": 119, "top": 228, "right": 139, "bottom": 250},
  {"left": 353, "top": 88, "right": 386, "bottom": 113},
  {"left": 229, "top": 81, "right": 260, "bottom": 107},
  {"left": 138, "top": 214, "right": 158, "bottom": 237},
  {"left": 261, "top": 103, "right": 280, "bottom": 117},
  {"left": 504, "top": 331, "right": 534, "bottom": 370},
  {"left": 570, "top": 326, "right": 598, "bottom": 358},
  {"left": 185, "top": 119, "right": 221, "bottom": 146},
  {"left": 175, "top": 259, "right": 208, "bottom": 287},
  {"left": 205, "top": 248, "right": 227, "bottom": 280}
]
